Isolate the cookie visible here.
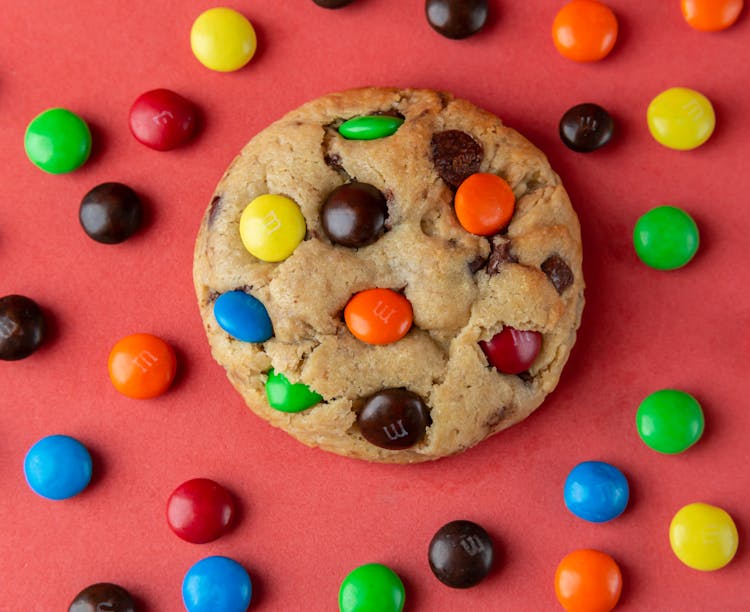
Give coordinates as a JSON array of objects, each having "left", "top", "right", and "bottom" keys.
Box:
[{"left": 193, "top": 87, "right": 584, "bottom": 463}]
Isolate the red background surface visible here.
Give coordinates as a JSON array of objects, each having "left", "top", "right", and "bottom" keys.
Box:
[{"left": 2, "top": 1, "right": 749, "bottom": 610}]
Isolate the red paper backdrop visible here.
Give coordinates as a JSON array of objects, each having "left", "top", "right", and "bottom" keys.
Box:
[{"left": 1, "top": 1, "right": 749, "bottom": 610}]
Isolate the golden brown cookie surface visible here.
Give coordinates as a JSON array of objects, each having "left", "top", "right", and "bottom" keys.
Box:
[{"left": 193, "top": 87, "right": 584, "bottom": 462}]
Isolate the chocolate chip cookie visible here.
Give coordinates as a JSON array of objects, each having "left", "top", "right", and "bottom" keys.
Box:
[{"left": 193, "top": 87, "right": 584, "bottom": 462}]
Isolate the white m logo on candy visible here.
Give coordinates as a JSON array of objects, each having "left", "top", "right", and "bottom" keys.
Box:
[
  {"left": 372, "top": 300, "right": 396, "bottom": 324},
  {"left": 382, "top": 419, "right": 409, "bottom": 441},
  {"left": 132, "top": 350, "right": 159, "bottom": 373},
  {"left": 460, "top": 536, "right": 486, "bottom": 556},
  {"left": 0, "top": 319, "right": 17, "bottom": 339},
  {"left": 263, "top": 211, "right": 282, "bottom": 234}
]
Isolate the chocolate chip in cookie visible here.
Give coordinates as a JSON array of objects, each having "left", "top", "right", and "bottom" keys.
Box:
[{"left": 431, "top": 130, "right": 483, "bottom": 189}]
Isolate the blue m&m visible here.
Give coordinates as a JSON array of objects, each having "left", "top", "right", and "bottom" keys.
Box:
[
  {"left": 564, "top": 461, "right": 629, "bottom": 523},
  {"left": 182, "top": 556, "right": 252, "bottom": 612},
  {"left": 213, "top": 290, "right": 273, "bottom": 342},
  {"left": 24, "top": 435, "right": 93, "bottom": 500}
]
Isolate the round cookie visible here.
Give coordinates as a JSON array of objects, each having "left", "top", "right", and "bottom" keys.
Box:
[{"left": 193, "top": 87, "right": 584, "bottom": 463}]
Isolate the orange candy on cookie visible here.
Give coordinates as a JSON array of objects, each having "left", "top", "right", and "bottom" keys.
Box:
[
  {"left": 552, "top": 0, "right": 619, "bottom": 62},
  {"left": 108, "top": 333, "right": 177, "bottom": 399},
  {"left": 454, "top": 173, "right": 515, "bottom": 236},
  {"left": 344, "top": 288, "right": 413, "bottom": 345}
]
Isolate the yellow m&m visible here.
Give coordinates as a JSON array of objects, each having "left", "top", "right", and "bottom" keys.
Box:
[
  {"left": 239, "top": 194, "right": 306, "bottom": 262},
  {"left": 190, "top": 7, "right": 257, "bottom": 72},
  {"left": 669, "top": 502, "right": 738, "bottom": 571},
  {"left": 647, "top": 87, "right": 715, "bottom": 150}
]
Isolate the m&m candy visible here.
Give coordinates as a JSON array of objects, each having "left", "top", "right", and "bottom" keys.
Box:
[
  {"left": 454, "top": 173, "right": 515, "bottom": 236},
  {"left": 0, "top": 294, "right": 46, "bottom": 361},
  {"left": 79, "top": 182, "right": 143, "bottom": 244},
  {"left": 670, "top": 503, "right": 738, "bottom": 571},
  {"left": 265, "top": 369, "right": 322, "bottom": 413},
  {"left": 213, "top": 290, "right": 273, "bottom": 343},
  {"left": 167, "top": 478, "right": 236, "bottom": 544},
  {"left": 425, "top": 0, "right": 489, "bottom": 40},
  {"left": 69, "top": 583, "right": 136, "bottom": 612},
  {"left": 564, "top": 461, "right": 629, "bottom": 523},
  {"left": 344, "top": 288, "right": 413, "bottom": 345},
  {"left": 182, "top": 556, "right": 252, "bottom": 612},
  {"left": 428, "top": 520, "right": 494, "bottom": 588},
  {"left": 107, "top": 333, "right": 177, "bottom": 399},
  {"left": 647, "top": 87, "right": 715, "bottom": 150},
  {"left": 681, "top": 0, "right": 743, "bottom": 31},
  {"left": 129, "top": 89, "right": 198, "bottom": 151},
  {"left": 24, "top": 108, "right": 92, "bottom": 174},
  {"left": 239, "top": 194, "right": 307, "bottom": 262},
  {"left": 24, "top": 435, "right": 93, "bottom": 500},
  {"left": 636, "top": 389, "right": 704, "bottom": 454},
  {"left": 555, "top": 549, "right": 622, "bottom": 612},
  {"left": 559, "top": 103, "right": 614, "bottom": 153},
  {"left": 190, "top": 7, "right": 257, "bottom": 72},
  {"left": 339, "top": 563, "right": 405, "bottom": 612},
  {"left": 479, "top": 327, "right": 542, "bottom": 375},
  {"left": 338, "top": 115, "right": 404, "bottom": 140},
  {"left": 633, "top": 205, "right": 699, "bottom": 270},
  {"left": 552, "top": 0, "right": 618, "bottom": 62}
]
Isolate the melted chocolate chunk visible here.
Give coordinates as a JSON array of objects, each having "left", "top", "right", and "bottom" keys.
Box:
[
  {"left": 357, "top": 388, "right": 431, "bottom": 450},
  {"left": 208, "top": 195, "right": 223, "bottom": 224},
  {"left": 68, "top": 582, "right": 136, "bottom": 612},
  {"left": 431, "top": 130, "right": 483, "bottom": 189},
  {"left": 428, "top": 520, "right": 494, "bottom": 588},
  {"left": 0, "top": 295, "right": 46, "bottom": 361},
  {"left": 468, "top": 255, "right": 486, "bottom": 274},
  {"left": 486, "top": 238, "right": 517, "bottom": 276},
  {"left": 324, "top": 153, "right": 344, "bottom": 172},
  {"left": 541, "top": 254, "right": 574, "bottom": 294}
]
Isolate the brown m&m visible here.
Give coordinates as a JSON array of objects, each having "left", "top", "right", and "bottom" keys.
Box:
[
  {"left": 429, "top": 520, "right": 494, "bottom": 588},
  {"left": 357, "top": 388, "right": 430, "bottom": 449}
]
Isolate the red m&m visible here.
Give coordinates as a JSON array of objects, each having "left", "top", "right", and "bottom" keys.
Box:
[
  {"left": 129, "top": 89, "right": 198, "bottom": 151},
  {"left": 167, "top": 478, "right": 236, "bottom": 544},
  {"left": 479, "top": 327, "right": 542, "bottom": 374}
]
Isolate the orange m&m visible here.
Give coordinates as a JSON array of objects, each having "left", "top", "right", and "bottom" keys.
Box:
[
  {"left": 681, "top": 0, "right": 743, "bottom": 31},
  {"left": 344, "top": 288, "right": 413, "bottom": 345},
  {"left": 454, "top": 173, "right": 515, "bottom": 236},
  {"left": 555, "top": 549, "right": 622, "bottom": 612},
  {"left": 108, "top": 333, "right": 177, "bottom": 399},
  {"left": 552, "top": 0, "right": 619, "bottom": 62}
]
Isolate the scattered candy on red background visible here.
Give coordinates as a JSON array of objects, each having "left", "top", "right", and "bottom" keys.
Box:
[
  {"left": 24, "top": 434, "right": 93, "bottom": 501},
  {"left": 338, "top": 563, "right": 405, "bottom": 612},
  {"left": 68, "top": 582, "right": 136, "bottom": 612},
  {"left": 646, "top": 86, "right": 715, "bottom": 150},
  {"left": 0, "top": 294, "right": 46, "bottom": 361},
  {"left": 454, "top": 172, "right": 516, "bottom": 235},
  {"left": 554, "top": 549, "right": 622, "bottom": 612},
  {"left": 129, "top": 88, "right": 198, "bottom": 151},
  {"left": 344, "top": 288, "right": 413, "bottom": 345},
  {"left": 107, "top": 333, "right": 177, "bottom": 399},
  {"left": 79, "top": 182, "right": 143, "bottom": 244},
  {"left": 636, "top": 389, "right": 704, "bottom": 454},
  {"left": 428, "top": 520, "right": 494, "bottom": 588},
  {"left": 167, "top": 478, "right": 237, "bottom": 544},
  {"left": 182, "top": 555, "right": 252, "bottom": 612},
  {"left": 479, "top": 327, "right": 542, "bottom": 374},
  {"left": 633, "top": 205, "right": 700, "bottom": 270},
  {"left": 551, "top": 0, "right": 618, "bottom": 62},
  {"left": 681, "top": 0, "right": 744, "bottom": 31},
  {"left": 24, "top": 108, "right": 92, "bottom": 174},
  {"left": 669, "top": 502, "right": 739, "bottom": 571},
  {"left": 425, "top": 0, "right": 489, "bottom": 40},
  {"left": 559, "top": 103, "right": 615, "bottom": 153},
  {"left": 564, "top": 461, "right": 629, "bottom": 523},
  {"left": 190, "top": 7, "right": 257, "bottom": 72}
]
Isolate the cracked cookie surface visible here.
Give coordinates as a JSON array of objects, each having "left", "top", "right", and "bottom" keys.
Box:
[{"left": 193, "top": 87, "right": 584, "bottom": 463}]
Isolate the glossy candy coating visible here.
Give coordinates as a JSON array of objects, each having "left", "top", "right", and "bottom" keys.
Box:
[
  {"left": 167, "top": 478, "right": 236, "bottom": 544},
  {"left": 647, "top": 87, "right": 715, "bottom": 150},
  {"left": 564, "top": 461, "right": 629, "bottom": 523},
  {"left": 265, "top": 369, "right": 322, "bottom": 412},
  {"left": 24, "top": 108, "right": 91, "bottom": 174},
  {"left": 681, "top": 0, "right": 743, "bottom": 31},
  {"left": 129, "top": 88, "right": 198, "bottom": 151},
  {"left": 182, "top": 555, "right": 252, "bottom": 612},
  {"left": 357, "top": 388, "right": 430, "bottom": 449},
  {"left": 339, "top": 563, "right": 405, "bottom": 612},
  {"left": 24, "top": 435, "right": 92, "bottom": 500},
  {"left": 552, "top": 0, "right": 618, "bottom": 62},
  {"left": 213, "top": 290, "right": 273, "bottom": 343},
  {"left": 69, "top": 583, "right": 136, "bottom": 612},
  {"left": 79, "top": 182, "right": 143, "bottom": 244},
  {"left": 313, "top": 0, "right": 356, "bottom": 7},
  {"left": 239, "top": 194, "right": 306, "bottom": 262},
  {"left": 428, "top": 520, "right": 494, "bottom": 588},
  {"left": 108, "top": 333, "right": 177, "bottom": 399},
  {"left": 339, "top": 115, "right": 404, "bottom": 140},
  {"left": 0, "top": 294, "right": 46, "bottom": 360},
  {"left": 344, "top": 288, "right": 413, "bottom": 344},
  {"left": 479, "top": 327, "right": 542, "bottom": 375},
  {"left": 636, "top": 389, "right": 704, "bottom": 454},
  {"left": 191, "top": 7, "right": 257, "bottom": 72},
  {"left": 559, "top": 103, "right": 614, "bottom": 152},
  {"left": 670, "top": 503, "right": 738, "bottom": 571},
  {"left": 425, "top": 0, "right": 489, "bottom": 39},
  {"left": 633, "top": 205, "right": 699, "bottom": 270},
  {"left": 554, "top": 549, "right": 622, "bottom": 612},
  {"left": 454, "top": 173, "right": 515, "bottom": 235},
  {"left": 322, "top": 182, "right": 388, "bottom": 247}
]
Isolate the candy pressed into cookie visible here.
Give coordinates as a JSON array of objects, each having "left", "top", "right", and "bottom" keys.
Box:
[{"left": 193, "top": 87, "right": 584, "bottom": 463}]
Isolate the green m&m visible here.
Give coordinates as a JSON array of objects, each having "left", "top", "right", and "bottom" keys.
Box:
[
  {"left": 24, "top": 108, "right": 92, "bottom": 174},
  {"left": 636, "top": 389, "right": 704, "bottom": 454},
  {"left": 339, "top": 563, "right": 405, "bottom": 612},
  {"left": 338, "top": 115, "right": 403, "bottom": 140},
  {"left": 265, "top": 369, "right": 322, "bottom": 413},
  {"left": 633, "top": 205, "right": 699, "bottom": 270}
]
